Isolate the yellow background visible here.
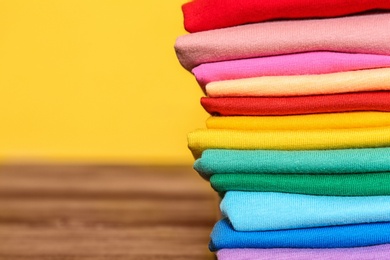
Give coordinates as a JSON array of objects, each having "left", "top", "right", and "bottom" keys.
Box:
[{"left": 0, "top": 0, "right": 207, "bottom": 164}]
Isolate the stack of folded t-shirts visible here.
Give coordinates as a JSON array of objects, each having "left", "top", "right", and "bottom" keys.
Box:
[{"left": 175, "top": 0, "right": 390, "bottom": 259}]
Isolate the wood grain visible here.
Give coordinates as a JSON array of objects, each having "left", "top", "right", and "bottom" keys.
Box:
[{"left": 0, "top": 165, "right": 218, "bottom": 260}]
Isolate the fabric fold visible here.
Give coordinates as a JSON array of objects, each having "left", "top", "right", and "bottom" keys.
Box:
[
  {"left": 221, "top": 191, "right": 390, "bottom": 231},
  {"left": 182, "top": 0, "right": 390, "bottom": 32},
  {"left": 210, "top": 173, "right": 390, "bottom": 196},
  {"left": 201, "top": 92, "right": 390, "bottom": 116},
  {"left": 188, "top": 127, "right": 390, "bottom": 158},
  {"left": 210, "top": 218, "right": 390, "bottom": 251},
  {"left": 193, "top": 52, "right": 390, "bottom": 87},
  {"left": 175, "top": 13, "right": 390, "bottom": 71},
  {"left": 216, "top": 246, "right": 390, "bottom": 260},
  {"left": 206, "top": 67, "right": 390, "bottom": 97},
  {"left": 195, "top": 148, "right": 390, "bottom": 177},
  {"left": 206, "top": 112, "right": 390, "bottom": 130}
]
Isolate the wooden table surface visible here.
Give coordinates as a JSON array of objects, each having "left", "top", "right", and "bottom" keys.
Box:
[{"left": 0, "top": 165, "right": 218, "bottom": 260}]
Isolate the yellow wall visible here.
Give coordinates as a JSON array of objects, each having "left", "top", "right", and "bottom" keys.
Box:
[{"left": 0, "top": 0, "right": 207, "bottom": 164}]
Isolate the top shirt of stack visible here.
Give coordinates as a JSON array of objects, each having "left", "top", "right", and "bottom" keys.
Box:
[{"left": 183, "top": 0, "right": 390, "bottom": 32}]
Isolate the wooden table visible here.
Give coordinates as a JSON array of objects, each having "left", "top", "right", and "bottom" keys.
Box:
[{"left": 0, "top": 165, "right": 218, "bottom": 260}]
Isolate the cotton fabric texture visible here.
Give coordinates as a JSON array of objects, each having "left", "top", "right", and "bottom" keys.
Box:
[
  {"left": 188, "top": 127, "right": 390, "bottom": 158},
  {"left": 182, "top": 0, "right": 390, "bottom": 32},
  {"left": 194, "top": 52, "right": 390, "bottom": 87},
  {"left": 194, "top": 148, "right": 390, "bottom": 177},
  {"left": 206, "top": 67, "right": 390, "bottom": 97},
  {"left": 221, "top": 191, "right": 390, "bottom": 231},
  {"left": 210, "top": 218, "right": 390, "bottom": 251},
  {"left": 206, "top": 112, "right": 390, "bottom": 130},
  {"left": 175, "top": 13, "right": 390, "bottom": 71},
  {"left": 216, "top": 245, "right": 390, "bottom": 260},
  {"left": 210, "top": 173, "right": 390, "bottom": 196},
  {"left": 201, "top": 91, "right": 390, "bottom": 116}
]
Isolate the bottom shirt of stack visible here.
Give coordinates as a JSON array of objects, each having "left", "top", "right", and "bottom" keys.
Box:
[{"left": 216, "top": 245, "right": 390, "bottom": 260}]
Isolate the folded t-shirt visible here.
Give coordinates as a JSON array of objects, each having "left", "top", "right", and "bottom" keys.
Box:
[
  {"left": 221, "top": 191, "right": 390, "bottom": 231},
  {"left": 182, "top": 0, "right": 390, "bottom": 32},
  {"left": 210, "top": 173, "right": 390, "bottom": 196},
  {"left": 206, "top": 67, "right": 390, "bottom": 97},
  {"left": 201, "top": 92, "right": 390, "bottom": 116},
  {"left": 175, "top": 13, "right": 390, "bottom": 71},
  {"left": 193, "top": 52, "right": 390, "bottom": 88},
  {"left": 194, "top": 148, "right": 390, "bottom": 177},
  {"left": 210, "top": 218, "right": 390, "bottom": 251},
  {"left": 206, "top": 112, "right": 390, "bottom": 130},
  {"left": 188, "top": 127, "right": 390, "bottom": 158},
  {"left": 216, "top": 245, "right": 390, "bottom": 260}
]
